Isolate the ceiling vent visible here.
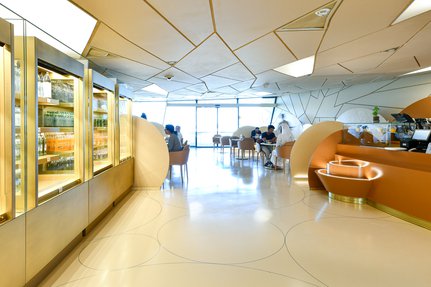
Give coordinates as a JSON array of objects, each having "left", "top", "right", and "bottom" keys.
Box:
[{"left": 277, "top": 1, "right": 336, "bottom": 31}]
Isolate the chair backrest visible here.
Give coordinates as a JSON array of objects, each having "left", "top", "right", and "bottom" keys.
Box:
[
  {"left": 213, "top": 135, "right": 221, "bottom": 144},
  {"left": 183, "top": 140, "right": 188, "bottom": 146},
  {"left": 221, "top": 136, "right": 231, "bottom": 145},
  {"left": 238, "top": 138, "right": 255, "bottom": 150},
  {"left": 169, "top": 145, "right": 190, "bottom": 165},
  {"left": 230, "top": 136, "right": 239, "bottom": 147},
  {"left": 276, "top": 141, "right": 295, "bottom": 159}
]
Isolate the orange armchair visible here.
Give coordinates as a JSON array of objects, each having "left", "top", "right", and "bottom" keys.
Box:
[{"left": 169, "top": 145, "right": 190, "bottom": 183}]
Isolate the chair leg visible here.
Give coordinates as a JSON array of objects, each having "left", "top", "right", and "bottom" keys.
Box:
[
  {"left": 180, "top": 164, "right": 184, "bottom": 183},
  {"left": 185, "top": 163, "right": 188, "bottom": 181},
  {"left": 169, "top": 165, "right": 172, "bottom": 179}
]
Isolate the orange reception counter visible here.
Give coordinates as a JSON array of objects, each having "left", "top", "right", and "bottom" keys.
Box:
[{"left": 312, "top": 143, "right": 431, "bottom": 229}]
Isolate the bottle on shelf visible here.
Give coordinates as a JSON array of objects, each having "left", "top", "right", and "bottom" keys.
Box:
[
  {"left": 43, "top": 73, "right": 52, "bottom": 98},
  {"left": 38, "top": 74, "right": 44, "bottom": 98}
]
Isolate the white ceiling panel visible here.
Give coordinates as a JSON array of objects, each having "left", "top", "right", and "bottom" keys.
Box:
[
  {"left": 213, "top": 86, "right": 240, "bottom": 95},
  {"left": 87, "top": 23, "right": 169, "bottom": 70},
  {"left": 277, "top": 30, "right": 324, "bottom": 59},
  {"left": 341, "top": 51, "right": 396, "bottom": 73},
  {"left": 201, "top": 75, "right": 239, "bottom": 90},
  {"left": 230, "top": 80, "right": 255, "bottom": 92},
  {"left": 175, "top": 34, "right": 238, "bottom": 78},
  {"left": 213, "top": 0, "right": 329, "bottom": 50},
  {"left": 315, "top": 93, "right": 341, "bottom": 117},
  {"left": 146, "top": 0, "right": 213, "bottom": 45},
  {"left": 253, "top": 70, "right": 295, "bottom": 87},
  {"left": 187, "top": 83, "right": 209, "bottom": 93},
  {"left": 152, "top": 67, "right": 201, "bottom": 84},
  {"left": 168, "top": 89, "right": 202, "bottom": 98},
  {"left": 71, "top": 0, "right": 194, "bottom": 61},
  {"left": 235, "top": 33, "right": 297, "bottom": 74},
  {"left": 148, "top": 77, "right": 192, "bottom": 92},
  {"left": 313, "top": 64, "right": 352, "bottom": 76},
  {"left": 335, "top": 80, "right": 395, "bottom": 105},
  {"left": 316, "top": 11, "right": 431, "bottom": 70},
  {"left": 319, "top": 0, "right": 412, "bottom": 51},
  {"left": 213, "top": 63, "right": 255, "bottom": 81},
  {"left": 88, "top": 56, "right": 162, "bottom": 79}
]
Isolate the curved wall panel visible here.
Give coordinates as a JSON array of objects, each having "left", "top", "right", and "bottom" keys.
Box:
[
  {"left": 290, "top": 121, "right": 343, "bottom": 179},
  {"left": 134, "top": 117, "right": 169, "bottom": 188}
]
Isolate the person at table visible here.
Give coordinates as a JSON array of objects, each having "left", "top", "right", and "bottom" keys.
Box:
[
  {"left": 259, "top": 124, "right": 276, "bottom": 167},
  {"left": 251, "top": 127, "right": 262, "bottom": 142},
  {"left": 165, "top": 124, "right": 182, "bottom": 152},
  {"left": 271, "top": 121, "right": 295, "bottom": 168},
  {"left": 175, "top": 125, "right": 183, "bottom": 145}
]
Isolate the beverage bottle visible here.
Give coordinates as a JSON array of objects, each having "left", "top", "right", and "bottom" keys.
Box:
[
  {"left": 43, "top": 73, "right": 52, "bottom": 98},
  {"left": 38, "top": 74, "right": 44, "bottom": 97}
]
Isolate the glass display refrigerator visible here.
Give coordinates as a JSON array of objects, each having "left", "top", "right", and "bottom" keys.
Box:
[
  {"left": 117, "top": 85, "right": 133, "bottom": 163},
  {"left": 0, "top": 18, "right": 14, "bottom": 223},
  {"left": 15, "top": 36, "right": 85, "bottom": 207},
  {"left": 86, "top": 70, "right": 115, "bottom": 178}
]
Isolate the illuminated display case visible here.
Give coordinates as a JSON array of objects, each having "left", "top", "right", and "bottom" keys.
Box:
[
  {"left": 0, "top": 18, "right": 13, "bottom": 223},
  {"left": 117, "top": 85, "right": 132, "bottom": 162},
  {"left": 15, "top": 36, "right": 85, "bottom": 207},
  {"left": 86, "top": 70, "right": 115, "bottom": 177},
  {"left": 342, "top": 122, "right": 414, "bottom": 147}
]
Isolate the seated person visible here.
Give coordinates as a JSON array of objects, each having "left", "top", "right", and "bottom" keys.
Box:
[
  {"left": 175, "top": 125, "right": 183, "bottom": 145},
  {"left": 258, "top": 125, "right": 277, "bottom": 167},
  {"left": 271, "top": 122, "right": 295, "bottom": 168},
  {"left": 165, "top": 124, "right": 183, "bottom": 152},
  {"left": 251, "top": 127, "right": 262, "bottom": 141}
]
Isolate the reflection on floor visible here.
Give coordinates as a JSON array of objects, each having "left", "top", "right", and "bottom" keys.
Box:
[{"left": 41, "top": 148, "right": 431, "bottom": 287}]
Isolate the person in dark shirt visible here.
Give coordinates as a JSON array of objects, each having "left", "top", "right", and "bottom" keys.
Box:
[
  {"left": 259, "top": 125, "right": 277, "bottom": 167},
  {"left": 251, "top": 127, "right": 262, "bottom": 141},
  {"left": 165, "top": 124, "right": 182, "bottom": 152}
]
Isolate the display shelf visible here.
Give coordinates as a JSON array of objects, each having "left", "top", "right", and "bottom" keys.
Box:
[
  {"left": 38, "top": 97, "right": 60, "bottom": 105},
  {"left": 94, "top": 161, "right": 112, "bottom": 173},
  {"left": 38, "top": 154, "right": 60, "bottom": 165},
  {"left": 93, "top": 109, "right": 108, "bottom": 114},
  {"left": 38, "top": 174, "right": 81, "bottom": 201},
  {"left": 39, "top": 127, "right": 74, "bottom": 133}
]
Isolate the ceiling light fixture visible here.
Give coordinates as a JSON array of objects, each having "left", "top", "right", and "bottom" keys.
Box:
[
  {"left": 164, "top": 74, "right": 174, "bottom": 81},
  {"left": 392, "top": 0, "right": 431, "bottom": 25},
  {"left": 141, "top": 84, "right": 168, "bottom": 96},
  {"left": 402, "top": 66, "right": 431, "bottom": 76},
  {"left": 274, "top": 56, "right": 315, "bottom": 78},
  {"left": 315, "top": 8, "right": 331, "bottom": 17}
]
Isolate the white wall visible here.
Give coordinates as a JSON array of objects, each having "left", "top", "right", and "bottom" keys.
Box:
[{"left": 276, "top": 72, "right": 431, "bottom": 124}]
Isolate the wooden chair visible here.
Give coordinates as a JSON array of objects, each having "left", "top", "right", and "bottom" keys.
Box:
[
  {"left": 255, "top": 142, "right": 266, "bottom": 165},
  {"left": 238, "top": 138, "right": 255, "bottom": 160},
  {"left": 169, "top": 145, "right": 190, "bottom": 183},
  {"left": 229, "top": 136, "right": 240, "bottom": 156},
  {"left": 212, "top": 134, "right": 221, "bottom": 148},
  {"left": 220, "top": 136, "right": 231, "bottom": 153},
  {"left": 274, "top": 141, "right": 295, "bottom": 172}
]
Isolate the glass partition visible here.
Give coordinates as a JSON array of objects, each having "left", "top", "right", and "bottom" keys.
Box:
[{"left": 119, "top": 96, "right": 132, "bottom": 161}]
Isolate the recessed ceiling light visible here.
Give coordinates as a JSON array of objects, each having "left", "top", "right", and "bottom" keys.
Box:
[
  {"left": 274, "top": 56, "right": 315, "bottom": 78},
  {"left": 141, "top": 84, "right": 168, "bottom": 96},
  {"left": 315, "top": 8, "right": 331, "bottom": 17},
  {"left": 402, "top": 66, "right": 431, "bottom": 76},
  {"left": 392, "top": 0, "right": 431, "bottom": 25}
]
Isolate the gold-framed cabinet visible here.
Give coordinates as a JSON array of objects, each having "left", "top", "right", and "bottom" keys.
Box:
[
  {"left": 86, "top": 70, "right": 116, "bottom": 178},
  {"left": 15, "top": 36, "right": 85, "bottom": 208},
  {"left": 117, "top": 85, "right": 133, "bottom": 163},
  {"left": 0, "top": 18, "right": 14, "bottom": 223}
]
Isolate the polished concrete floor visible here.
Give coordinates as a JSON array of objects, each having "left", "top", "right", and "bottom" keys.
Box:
[{"left": 41, "top": 148, "right": 431, "bottom": 287}]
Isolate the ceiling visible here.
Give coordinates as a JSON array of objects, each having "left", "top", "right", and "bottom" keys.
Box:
[{"left": 70, "top": 0, "right": 431, "bottom": 101}]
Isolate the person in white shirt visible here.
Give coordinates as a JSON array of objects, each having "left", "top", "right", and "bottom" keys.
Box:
[
  {"left": 271, "top": 121, "right": 295, "bottom": 168},
  {"left": 175, "top": 125, "right": 183, "bottom": 145}
]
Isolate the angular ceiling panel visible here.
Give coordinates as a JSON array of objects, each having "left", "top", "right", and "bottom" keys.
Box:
[
  {"left": 175, "top": 34, "right": 238, "bottom": 78},
  {"left": 187, "top": 83, "right": 209, "bottom": 93},
  {"left": 212, "top": 0, "right": 329, "bottom": 50},
  {"left": 148, "top": 77, "right": 192, "bottom": 92},
  {"left": 86, "top": 23, "right": 169, "bottom": 70},
  {"left": 152, "top": 67, "right": 201, "bottom": 85},
  {"left": 213, "top": 63, "right": 255, "bottom": 81},
  {"left": 230, "top": 80, "right": 255, "bottom": 92},
  {"left": 146, "top": 0, "right": 213, "bottom": 45},
  {"left": 341, "top": 51, "right": 396, "bottom": 73},
  {"left": 235, "top": 33, "right": 297, "bottom": 74},
  {"left": 315, "top": 11, "right": 431, "bottom": 70},
  {"left": 201, "top": 75, "right": 239, "bottom": 90},
  {"left": 88, "top": 56, "right": 162, "bottom": 79},
  {"left": 71, "top": 0, "right": 194, "bottom": 61},
  {"left": 277, "top": 30, "right": 324, "bottom": 59},
  {"left": 319, "top": 0, "right": 412, "bottom": 52}
]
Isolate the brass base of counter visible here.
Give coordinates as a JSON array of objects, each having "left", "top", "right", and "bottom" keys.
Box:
[
  {"left": 328, "top": 192, "right": 366, "bottom": 204},
  {"left": 368, "top": 200, "right": 431, "bottom": 231}
]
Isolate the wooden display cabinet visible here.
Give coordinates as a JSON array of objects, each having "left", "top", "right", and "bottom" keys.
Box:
[
  {"left": 85, "top": 69, "right": 115, "bottom": 178},
  {"left": 15, "top": 36, "right": 85, "bottom": 208},
  {"left": 117, "top": 85, "right": 133, "bottom": 163},
  {"left": 0, "top": 18, "right": 14, "bottom": 223}
]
